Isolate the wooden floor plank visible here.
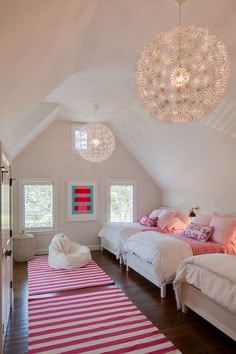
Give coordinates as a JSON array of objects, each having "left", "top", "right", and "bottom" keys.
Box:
[{"left": 4, "top": 250, "right": 236, "bottom": 354}]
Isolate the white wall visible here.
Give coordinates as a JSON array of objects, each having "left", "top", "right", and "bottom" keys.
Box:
[
  {"left": 111, "top": 105, "right": 236, "bottom": 215},
  {"left": 12, "top": 121, "right": 161, "bottom": 254},
  {"left": 161, "top": 188, "right": 236, "bottom": 215}
]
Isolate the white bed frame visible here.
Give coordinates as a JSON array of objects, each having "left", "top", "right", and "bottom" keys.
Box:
[
  {"left": 181, "top": 283, "right": 236, "bottom": 341},
  {"left": 100, "top": 207, "right": 189, "bottom": 267},
  {"left": 100, "top": 237, "right": 123, "bottom": 264},
  {"left": 126, "top": 253, "right": 167, "bottom": 298}
]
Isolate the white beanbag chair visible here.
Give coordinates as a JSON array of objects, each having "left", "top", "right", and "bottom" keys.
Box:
[{"left": 48, "top": 233, "right": 91, "bottom": 270}]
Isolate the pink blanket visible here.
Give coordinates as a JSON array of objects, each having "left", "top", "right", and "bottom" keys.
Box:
[{"left": 169, "top": 232, "right": 225, "bottom": 255}]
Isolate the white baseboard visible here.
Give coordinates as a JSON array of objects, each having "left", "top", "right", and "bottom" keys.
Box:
[
  {"left": 35, "top": 249, "right": 48, "bottom": 255},
  {"left": 89, "top": 244, "right": 101, "bottom": 251},
  {"left": 35, "top": 244, "right": 101, "bottom": 255}
]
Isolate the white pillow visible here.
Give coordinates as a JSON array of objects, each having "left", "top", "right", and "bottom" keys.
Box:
[{"left": 149, "top": 209, "right": 162, "bottom": 219}]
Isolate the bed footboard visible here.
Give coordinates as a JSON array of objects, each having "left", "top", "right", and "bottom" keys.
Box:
[
  {"left": 126, "top": 253, "right": 166, "bottom": 298},
  {"left": 100, "top": 237, "right": 123, "bottom": 263},
  {"left": 182, "top": 283, "right": 236, "bottom": 341}
]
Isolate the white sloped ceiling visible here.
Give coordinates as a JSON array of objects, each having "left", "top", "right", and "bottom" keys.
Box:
[
  {"left": 0, "top": 0, "right": 99, "bottom": 153},
  {"left": 1, "top": 0, "right": 236, "bottom": 205}
]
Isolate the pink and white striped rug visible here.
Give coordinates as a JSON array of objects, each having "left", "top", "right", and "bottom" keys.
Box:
[
  {"left": 28, "top": 256, "right": 114, "bottom": 296},
  {"left": 28, "top": 287, "right": 181, "bottom": 354}
]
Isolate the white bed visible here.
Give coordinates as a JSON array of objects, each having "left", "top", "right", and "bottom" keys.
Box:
[
  {"left": 98, "top": 208, "right": 188, "bottom": 263},
  {"left": 173, "top": 254, "right": 236, "bottom": 341},
  {"left": 123, "top": 229, "right": 227, "bottom": 298},
  {"left": 124, "top": 231, "right": 193, "bottom": 298},
  {"left": 98, "top": 222, "right": 148, "bottom": 262}
]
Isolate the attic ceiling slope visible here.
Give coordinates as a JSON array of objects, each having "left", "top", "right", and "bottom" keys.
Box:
[
  {"left": 1, "top": 0, "right": 236, "bottom": 202},
  {"left": 11, "top": 102, "right": 61, "bottom": 160},
  {"left": 45, "top": 0, "right": 236, "bottom": 196},
  {"left": 46, "top": 0, "right": 236, "bottom": 130},
  {"left": 110, "top": 102, "right": 236, "bottom": 192},
  {"left": 0, "top": 0, "right": 99, "bottom": 154}
]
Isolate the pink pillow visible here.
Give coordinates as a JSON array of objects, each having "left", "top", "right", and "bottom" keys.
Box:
[
  {"left": 183, "top": 223, "right": 214, "bottom": 242},
  {"left": 167, "top": 217, "right": 187, "bottom": 232},
  {"left": 167, "top": 217, "right": 181, "bottom": 229},
  {"left": 230, "top": 229, "right": 236, "bottom": 245},
  {"left": 139, "top": 216, "right": 149, "bottom": 226},
  {"left": 139, "top": 216, "right": 157, "bottom": 227},
  {"left": 156, "top": 209, "right": 176, "bottom": 229},
  {"left": 146, "top": 217, "right": 158, "bottom": 227},
  {"left": 209, "top": 214, "right": 236, "bottom": 244},
  {"left": 192, "top": 213, "right": 212, "bottom": 226}
]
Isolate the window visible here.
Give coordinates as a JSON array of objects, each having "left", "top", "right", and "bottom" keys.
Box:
[
  {"left": 108, "top": 180, "right": 137, "bottom": 222},
  {"left": 20, "top": 179, "right": 56, "bottom": 232},
  {"left": 71, "top": 124, "right": 87, "bottom": 152}
]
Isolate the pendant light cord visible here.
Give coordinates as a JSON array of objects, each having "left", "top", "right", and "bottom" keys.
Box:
[
  {"left": 179, "top": 2, "right": 181, "bottom": 27},
  {"left": 93, "top": 104, "right": 99, "bottom": 123},
  {"left": 178, "top": 2, "right": 182, "bottom": 66}
]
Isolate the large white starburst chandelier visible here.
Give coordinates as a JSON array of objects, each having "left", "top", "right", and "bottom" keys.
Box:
[
  {"left": 136, "top": 0, "right": 230, "bottom": 124},
  {"left": 77, "top": 105, "right": 115, "bottom": 162}
]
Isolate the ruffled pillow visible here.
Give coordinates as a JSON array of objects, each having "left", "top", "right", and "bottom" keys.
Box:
[
  {"left": 183, "top": 223, "right": 214, "bottom": 242},
  {"left": 139, "top": 216, "right": 158, "bottom": 227}
]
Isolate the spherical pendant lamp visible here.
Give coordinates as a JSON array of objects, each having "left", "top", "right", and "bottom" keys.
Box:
[
  {"left": 135, "top": 0, "right": 230, "bottom": 124},
  {"left": 77, "top": 106, "right": 115, "bottom": 163}
]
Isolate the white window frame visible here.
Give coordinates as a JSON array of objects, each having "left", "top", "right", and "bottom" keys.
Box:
[
  {"left": 19, "top": 178, "right": 57, "bottom": 233},
  {"left": 71, "top": 124, "right": 87, "bottom": 153},
  {"left": 106, "top": 179, "right": 137, "bottom": 223}
]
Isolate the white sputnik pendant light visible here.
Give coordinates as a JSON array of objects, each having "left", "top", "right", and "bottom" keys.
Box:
[
  {"left": 136, "top": 0, "right": 230, "bottom": 124},
  {"left": 77, "top": 105, "right": 115, "bottom": 163}
]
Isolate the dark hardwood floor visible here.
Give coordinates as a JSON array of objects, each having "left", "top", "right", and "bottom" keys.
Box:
[{"left": 4, "top": 250, "right": 236, "bottom": 354}]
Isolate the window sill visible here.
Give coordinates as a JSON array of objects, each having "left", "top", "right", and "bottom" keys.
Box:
[{"left": 23, "top": 230, "right": 58, "bottom": 235}]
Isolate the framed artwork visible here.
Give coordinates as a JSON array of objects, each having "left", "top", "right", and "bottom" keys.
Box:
[{"left": 67, "top": 181, "right": 97, "bottom": 221}]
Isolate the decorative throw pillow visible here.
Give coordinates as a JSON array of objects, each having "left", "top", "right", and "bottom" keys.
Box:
[
  {"left": 139, "top": 215, "right": 149, "bottom": 226},
  {"left": 139, "top": 216, "right": 158, "bottom": 227},
  {"left": 156, "top": 209, "right": 176, "bottom": 229},
  {"left": 192, "top": 213, "right": 213, "bottom": 226},
  {"left": 183, "top": 223, "right": 214, "bottom": 242},
  {"left": 209, "top": 214, "right": 236, "bottom": 245},
  {"left": 146, "top": 217, "right": 158, "bottom": 227}
]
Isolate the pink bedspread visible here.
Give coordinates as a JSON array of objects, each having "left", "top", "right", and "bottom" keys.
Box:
[
  {"left": 142, "top": 226, "right": 174, "bottom": 234},
  {"left": 169, "top": 232, "right": 225, "bottom": 255}
]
